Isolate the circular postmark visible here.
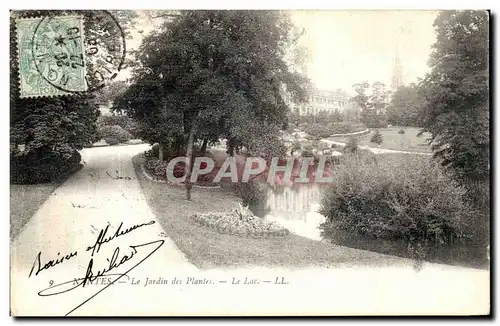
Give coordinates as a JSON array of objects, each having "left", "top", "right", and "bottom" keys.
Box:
[{"left": 31, "top": 10, "right": 126, "bottom": 94}]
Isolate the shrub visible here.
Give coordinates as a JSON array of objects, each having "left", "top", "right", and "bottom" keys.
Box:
[
  {"left": 11, "top": 147, "right": 81, "bottom": 184},
  {"left": 291, "top": 141, "right": 302, "bottom": 155},
  {"left": 98, "top": 125, "right": 132, "bottom": 143},
  {"left": 301, "top": 150, "right": 314, "bottom": 157},
  {"left": 98, "top": 115, "right": 141, "bottom": 138},
  {"left": 304, "top": 123, "right": 331, "bottom": 139},
  {"left": 144, "top": 157, "right": 170, "bottom": 180},
  {"left": 463, "top": 180, "right": 490, "bottom": 243},
  {"left": 319, "top": 155, "right": 479, "bottom": 261},
  {"left": 231, "top": 181, "right": 269, "bottom": 217},
  {"left": 343, "top": 137, "right": 358, "bottom": 153},
  {"left": 398, "top": 129, "right": 406, "bottom": 134},
  {"left": 104, "top": 137, "right": 120, "bottom": 146},
  {"left": 370, "top": 130, "right": 383, "bottom": 145},
  {"left": 330, "top": 122, "right": 367, "bottom": 134}
]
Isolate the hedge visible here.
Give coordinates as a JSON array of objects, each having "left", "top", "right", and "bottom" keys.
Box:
[{"left": 319, "top": 153, "right": 480, "bottom": 261}]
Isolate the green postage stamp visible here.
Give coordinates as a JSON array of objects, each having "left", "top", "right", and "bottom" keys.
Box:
[{"left": 16, "top": 15, "right": 87, "bottom": 98}]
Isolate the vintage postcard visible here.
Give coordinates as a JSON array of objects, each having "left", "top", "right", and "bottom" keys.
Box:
[{"left": 9, "top": 9, "right": 490, "bottom": 316}]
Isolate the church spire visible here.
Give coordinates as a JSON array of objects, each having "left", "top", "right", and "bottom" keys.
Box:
[{"left": 391, "top": 45, "right": 403, "bottom": 91}]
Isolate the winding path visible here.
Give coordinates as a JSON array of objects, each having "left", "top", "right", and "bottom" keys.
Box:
[
  {"left": 320, "top": 138, "right": 432, "bottom": 155},
  {"left": 10, "top": 144, "right": 196, "bottom": 316},
  {"left": 10, "top": 144, "right": 488, "bottom": 316}
]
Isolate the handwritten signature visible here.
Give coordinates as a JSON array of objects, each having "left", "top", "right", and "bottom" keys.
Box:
[{"left": 28, "top": 220, "right": 164, "bottom": 316}]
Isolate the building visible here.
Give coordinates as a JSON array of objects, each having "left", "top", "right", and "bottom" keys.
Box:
[
  {"left": 391, "top": 48, "right": 404, "bottom": 92},
  {"left": 284, "top": 87, "right": 352, "bottom": 116}
]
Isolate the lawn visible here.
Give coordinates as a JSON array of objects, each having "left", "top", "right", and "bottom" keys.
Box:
[
  {"left": 132, "top": 153, "right": 412, "bottom": 269},
  {"left": 330, "top": 127, "right": 432, "bottom": 153},
  {"left": 10, "top": 183, "right": 59, "bottom": 240},
  {"left": 10, "top": 164, "right": 83, "bottom": 240}
]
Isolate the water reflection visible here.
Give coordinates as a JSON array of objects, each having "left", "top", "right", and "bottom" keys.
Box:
[
  {"left": 263, "top": 184, "right": 326, "bottom": 240},
  {"left": 259, "top": 183, "right": 488, "bottom": 269}
]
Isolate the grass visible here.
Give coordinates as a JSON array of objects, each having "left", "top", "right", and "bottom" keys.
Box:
[
  {"left": 330, "top": 127, "right": 432, "bottom": 153},
  {"left": 10, "top": 163, "right": 83, "bottom": 240},
  {"left": 132, "top": 153, "right": 411, "bottom": 269},
  {"left": 10, "top": 184, "right": 57, "bottom": 240}
]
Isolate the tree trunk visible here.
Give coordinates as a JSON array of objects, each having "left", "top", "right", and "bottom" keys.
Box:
[
  {"left": 227, "top": 138, "right": 235, "bottom": 157},
  {"left": 184, "top": 122, "right": 197, "bottom": 201},
  {"left": 200, "top": 138, "right": 208, "bottom": 156},
  {"left": 158, "top": 143, "right": 164, "bottom": 162}
]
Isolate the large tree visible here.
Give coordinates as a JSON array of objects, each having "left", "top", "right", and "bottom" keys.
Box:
[
  {"left": 419, "top": 10, "right": 489, "bottom": 183},
  {"left": 351, "top": 81, "right": 389, "bottom": 128},
  {"left": 93, "top": 80, "right": 130, "bottom": 104},
  {"left": 114, "top": 10, "right": 310, "bottom": 200},
  {"left": 387, "top": 83, "right": 423, "bottom": 127}
]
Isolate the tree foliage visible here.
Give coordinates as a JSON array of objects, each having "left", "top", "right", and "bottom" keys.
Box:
[
  {"left": 10, "top": 11, "right": 98, "bottom": 183},
  {"left": 94, "top": 80, "right": 130, "bottom": 104},
  {"left": 10, "top": 10, "right": 139, "bottom": 183},
  {"left": 114, "top": 11, "right": 310, "bottom": 198},
  {"left": 387, "top": 83, "right": 423, "bottom": 127},
  {"left": 352, "top": 81, "right": 389, "bottom": 128},
  {"left": 370, "top": 129, "right": 383, "bottom": 145},
  {"left": 419, "top": 10, "right": 489, "bottom": 182},
  {"left": 288, "top": 109, "right": 343, "bottom": 125}
]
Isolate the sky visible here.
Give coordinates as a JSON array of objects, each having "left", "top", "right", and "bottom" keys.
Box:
[
  {"left": 291, "top": 10, "right": 439, "bottom": 94},
  {"left": 123, "top": 10, "right": 439, "bottom": 95}
]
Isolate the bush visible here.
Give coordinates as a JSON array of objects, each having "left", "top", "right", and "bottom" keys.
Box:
[
  {"left": 301, "top": 150, "right": 314, "bottom": 157},
  {"left": 330, "top": 122, "right": 367, "bottom": 135},
  {"left": 104, "top": 137, "right": 120, "bottom": 146},
  {"left": 319, "top": 155, "right": 479, "bottom": 261},
  {"left": 361, "top": 112, "right": 388, "bottom": 128},
  {"left": 398, "top": 129, "right": 406, "bottom": 134},
  {"left": 232, "top": 181, "right": 269, "bottom": 217},
  {"left": 98, "top": 115, "right": 141, "bottom": 138},
  {"left": 144, "top": 157, "right": 170, "bottom": 179},
  {"left": 303, "top": 122, "right": 368, "bottom": 139},
  {"left": 291, "top": 141, "right": 302, "bottom": 154},
  {"left": 11, "top": 147, "right": 81, "bottom": 184},
  {"left": 370, "top": 130, "right": 383, "bottom": 145},
  {"left": 343, "top": 137, "right": 358, "bottom": 153},
  {"left": 304, "top": 123, "right": 331, "bottom": 139},
  {"left": 98, "top": 125, "right": 132, "bottom": 143}
]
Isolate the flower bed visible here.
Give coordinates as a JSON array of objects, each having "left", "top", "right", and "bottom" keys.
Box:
[{"left": 191, "top": 205, "right": 290, "bottom": 238}]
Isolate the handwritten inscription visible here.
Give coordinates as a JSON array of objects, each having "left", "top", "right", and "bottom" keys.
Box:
[
  {"left": 29, "top": 220, "right": 161, "bottom": 316},
  {"left": 86, "top": 220, "right": 155, "bottom": 256},
  {"left": 29, "top": 251, "right": 78, "bottom": 278}
]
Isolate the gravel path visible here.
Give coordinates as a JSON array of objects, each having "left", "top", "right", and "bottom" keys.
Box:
[
  {"left": 321, "top": 138, "right": 432, "bottom": 155},
  {"left": 10, "top": 144, "right": 196, "bottom": 316},
  {"left": 10, "top": 143, "right": 488, "bottom": 316}
]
